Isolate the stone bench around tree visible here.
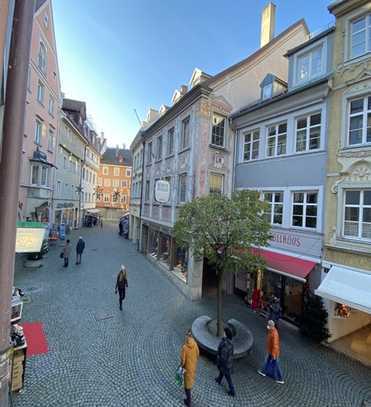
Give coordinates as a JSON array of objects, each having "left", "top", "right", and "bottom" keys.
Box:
[{"left": 191, "top": 315, "right": 254, "bottom": 359}]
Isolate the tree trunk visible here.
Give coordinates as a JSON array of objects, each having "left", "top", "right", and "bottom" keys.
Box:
[{"left": 216, "top": 267, "right": 224, "bottom": 337}]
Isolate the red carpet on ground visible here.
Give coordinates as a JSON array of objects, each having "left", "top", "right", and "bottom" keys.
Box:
[{"left": 21, "top": 322, "right": 48, "bottom": 357}]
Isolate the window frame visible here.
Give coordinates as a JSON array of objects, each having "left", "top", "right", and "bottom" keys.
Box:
[
  {"left": 211, "top": 113, "right": 226, "bottom": 148},
  {"left": 347, "top": 95, "right": 371, "bottom": 146},
  {"left": 113, "top": 167, "right": 120, "bottom": 177},
  {"left": 349, "top": 14, "right": 371, "bottom": 60},
  {"left": 166, "top": 127, "right": 175, "bottom": 156},
  {"left": 155, "top": 135, "right": 163, "bottom": 160},
  {"left": 294, "top": 41, "right": 325, "bottom": 86},
  {"left": 30, "top": 165, "right": 40, "bottom": 186},
  {"left": 295, "top": 112, "right": 322, "bottom": 153},
  {"left": 35, "top": 118, "right": 43, "bottom": 145},
  {"left": 147, "top": 141, "right": 153, "bottom": 164},
  {"left": 178, "top": 173, "right": 187, "bottom": 203},
  {"left": 145, "top": 180, "right": 150, "bottom": 202},
  {"left": 291, "top": 191, "right": 319, "bottom": 230},
  {"left": 180, "top": 116, "right": 190, "bottom": 151},
  {"left": 209, "top": 173, "right": 224, "bottom": 195},
  {"left": 47, "top": 128, "right": 55, "bottom": 152},
  {"left": 242, "top": 129, "right": 260, "bottom": 162},
  {"left": 37, "top": 81, "right": 45, "bottom": 104},
  {"left": 343, "top": 189, "right": 371, "bottom": 242},
  {"left": 266, "top": 122, "right": 287, "bottom": 158},
  {"left": 48, "top": 96, "right": 54, "bottom": 116},
  {"left": 263, "top": 191, "right": 284, "bottom": 225},
  {"left": 38, "top": 41, "right": 47, "bottom": 74},
  {"left": 103, "top": 166, "right": 109, "bottom": 176}
]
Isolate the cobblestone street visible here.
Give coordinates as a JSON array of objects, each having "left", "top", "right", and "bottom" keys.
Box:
[{"left": 12, "top": 225, "right": 371, "bottom": 407}]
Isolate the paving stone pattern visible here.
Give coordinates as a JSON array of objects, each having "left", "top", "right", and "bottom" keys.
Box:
[{"left": 12, "top": 225, "right": 371, "bottom": 407}]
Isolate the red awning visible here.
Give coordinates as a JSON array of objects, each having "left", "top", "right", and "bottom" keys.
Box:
[{"left": 252, "top": 248, "right": 316, "bottom": 282}]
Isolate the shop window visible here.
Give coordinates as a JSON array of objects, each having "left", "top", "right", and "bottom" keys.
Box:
[
  {"left": 292, "top": 191, "right": 318, "bottom": 229},
  {"left": 263, "top": 191, "right": 283, "bottom": 225},
  {"left": 295, "top": 113, "right": 321, "bottom": 152},
  {"left": 343, "top": 190, "right": 371, "bottom": 240},
  {"left": 211, "top": 113, "right": 225, "bottom": 147},
  {"left": 243, "top": 129, "right": 260, "bottom": 161},
  {"left": 209, "top": 173, "right": 224, "bottom": 195},
  {"left": 266, "top": 122, "right": 287, "bottom": 157},
  {"left": 348, "top": 96, "right": 371, "bottom": 146}
]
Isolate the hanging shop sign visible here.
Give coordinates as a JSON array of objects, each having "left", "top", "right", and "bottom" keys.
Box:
[
  {"left": 155, "top": 180, "right": 170, "bottom": 203},
  {"left": 15, "top": 222, "right": 47, "bottom": 253}
]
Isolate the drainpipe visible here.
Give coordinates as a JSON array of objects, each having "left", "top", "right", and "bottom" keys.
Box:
[
  {"left": 0, "top": 1, "right": 35, "bottom": 406},
  {"left": 78, "top": 144, "right": 87, "bottom": 228},
  {"left": 137, "top": 138, "right": 145, "bottom": 252}
]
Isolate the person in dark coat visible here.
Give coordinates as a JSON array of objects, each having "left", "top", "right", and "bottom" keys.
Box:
[
  {"left": 63, "top": 239, "right": 70, "bottom": 268},
  {"left": 115, "top": 265, "right": 128, "bottom": 310},
  {"left": 75, "top": 236, "right": 85, "bottom": 265},
  {"left": 118, "top": 221, "right": 123, "bottom": 236},
  {"left": 215, "top": 327, "right": 235, "bottom": 397},
  {"left": 268, "top": 296, "right": 282, "bottom": 325}
]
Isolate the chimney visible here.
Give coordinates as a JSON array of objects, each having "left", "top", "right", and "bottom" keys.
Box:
[{"left": 260, "top": 2, "right": 276, "bottom": 48}]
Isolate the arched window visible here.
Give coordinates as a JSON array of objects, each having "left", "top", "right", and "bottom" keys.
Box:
[{"left": 38, "top": 42, "right": 47, "bottom": 73}]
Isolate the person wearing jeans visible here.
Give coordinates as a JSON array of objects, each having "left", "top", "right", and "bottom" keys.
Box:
[
  {"left": 258, "top": 320, "right": 284, "bottom": 384},
  {"left": 215, "top": 327, "right": 235, "bottom": 397}
]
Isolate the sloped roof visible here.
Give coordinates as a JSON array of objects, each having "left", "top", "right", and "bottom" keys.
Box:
[
  {"left": 35, "top": 0, "right": 47, "bottom": 12},
  {"left": 101, "top": 148, "right": 132, "bottom": 166},
  {"left": 62, "top": 98, "right": 86, "bottom": 114}
]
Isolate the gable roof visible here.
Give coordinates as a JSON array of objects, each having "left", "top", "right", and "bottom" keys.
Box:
[{"left": 101, "top": 148, "right": 132, "bottom": 166}]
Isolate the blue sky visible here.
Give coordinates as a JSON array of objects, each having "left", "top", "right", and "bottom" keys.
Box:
[{"left": 53, "top": 0, "right": 333, "bottom": 148}]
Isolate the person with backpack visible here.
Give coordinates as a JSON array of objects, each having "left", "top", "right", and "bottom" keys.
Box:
[
  {"left": 215, "top": 327, "right": 235, "bottom": 397},
  {"left": 75, "top": 236, "right": 85, "bottom": 265}
]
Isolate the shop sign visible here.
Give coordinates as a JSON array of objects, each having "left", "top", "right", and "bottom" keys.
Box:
[
  {"left": 155, "top": 180, "right": 170, "bottom": 203},
  {"left": 269, "top": 229, "right": 322, "bottom": 258},
  {"left": 15, "top": 228, "right": 45, "bottom": 253}
]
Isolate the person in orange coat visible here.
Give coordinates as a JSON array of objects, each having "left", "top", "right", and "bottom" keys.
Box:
[
  {"left": 258, "top": 320, "right": 284, "bottom": 384},
  {"left": 180, "top": 330, "right": 200, "bottom": 406}
]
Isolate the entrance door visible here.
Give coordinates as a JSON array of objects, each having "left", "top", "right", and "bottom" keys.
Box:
[{"left": 282, "top": 277, "right": 304, "bottom": 324}]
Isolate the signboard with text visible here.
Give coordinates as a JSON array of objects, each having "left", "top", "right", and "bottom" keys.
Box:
[
  {"left": 15, "top": 228, "right": 45, "bottom": 253},
  {"left": 269, "top": 228, "right": 322, "bottom": 259}
]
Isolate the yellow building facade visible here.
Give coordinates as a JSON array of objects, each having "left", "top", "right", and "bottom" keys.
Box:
[{"left": 319, "top": 0, "right": 371, "bottom": 362}]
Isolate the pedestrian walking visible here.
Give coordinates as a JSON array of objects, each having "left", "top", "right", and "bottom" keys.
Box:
[
  {"left": 180, "top": 330, "right": 199, "bottom": 407},
  {"left": 258, "top": 320, "right": 284, "bottom": 384},
  {"left": 75, "top": 236, "right": 85, "bottom": 265},
  {"left": 63, "top": 239, "right": 70, "bottom": 268},
  {"left": 215, "top": 327, "right": 235, "bottom": 397},
  {"left": 115, "top": 265, "right": 128, "bottom": 311}
]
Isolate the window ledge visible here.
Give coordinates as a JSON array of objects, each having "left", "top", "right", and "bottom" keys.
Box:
[
  {"left": 237, "top": 149, "right": 326, "bottom": 165},
  {"left": 154, "top": 159, "right": 162, "bottom": 163},
  {"left": 342, "top": 52, "right": 371, "bottom": 68},
  {"left": 146, "top": 163, "right": 153, "bottom": 167},
  {"left": 178, "top": 147, "right": 191, "bottom": 155},
  {"left": 165, "top": 154, "right": 175, "bottom": 160},
  {"left": 339, "top": 145, "right": 371, "bottom": 154},
  {"left": 325, "top": 238, "right": 371, "bottom": 256},
  {"left": 209, "top": 144, "right": 229, "bottom": 153}
]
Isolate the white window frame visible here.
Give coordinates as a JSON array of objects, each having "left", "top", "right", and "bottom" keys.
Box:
[
  {"left": 103, "top": 166, "right": 109, "bottom": 175},
  {"left": 112, "top": 179, "right": 120, "bottom": 188},
  {"left": 291, "top": 191, "right": 319, "bottom": 230},
  {"left": 38, "top": 41, "right": 47, "bottom": 74},
  {"left": 262, "top": 84, "right": 272, "bottom": 100},
  {"left": 347, "top": 95, "right": 371, "bottom": 146},
  {"left": 40, "top": 166, "right": 48, "bottom": 187},
  {"left": 263, "top": 191, "right": 284, "bottom": 225},
  {"left": 48, "top": 96, "right": 54, "bottom": 116},
  {"left": 266, "top": 122, "right": 287, "bottom": 157},
  {"left": 242, "top": 129, "right": 260, "bottom": 161},
  {"left": 156, "top": 135, "right": 163, "bottom": 160},
  {"left": 294, "top": 41, "right": 325, "bottom": 86},
  {"left": 343, "top": 189, "right": 371, "bottom": 242},
  {"left": 113, "top": 167, "right": 120, "bottom": 177},
  {"left": 30, "top": 165, "right": 40, "bottom": 186},
  {"left": 48, "top": 128, "right": 55, "bottom": 152},
  {"left": 211, "top": 113, "right": 226, "bottom": 147},
  {"left": 295, "top": 112, "right": 322, "bottom": 152},
  {"left": 349, "top": 13, "right": 371, "bottom": 60}
]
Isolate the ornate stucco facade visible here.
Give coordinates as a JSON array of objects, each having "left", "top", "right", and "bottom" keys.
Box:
[{"left": 323, "top": 0, "right": 371, "bottom": 342}]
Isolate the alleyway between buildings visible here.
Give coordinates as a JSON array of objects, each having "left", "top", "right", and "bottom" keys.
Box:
[{"left": 12, "top": 225, "right": 371, "bottom": 407}]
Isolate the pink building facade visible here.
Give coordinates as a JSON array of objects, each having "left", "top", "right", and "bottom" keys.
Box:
[{"left": 18, "top": 0, "right": 61, "bottom": 222}]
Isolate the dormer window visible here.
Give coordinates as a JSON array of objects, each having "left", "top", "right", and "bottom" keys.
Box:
[
  {"left": 262, "top": 84, "right": 272, "bottom": 100},
  {"left": 295, "top": 44, "right": 324, "bottom": 85}
]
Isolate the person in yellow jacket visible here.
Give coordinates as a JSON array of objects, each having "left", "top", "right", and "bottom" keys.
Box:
[{"left": 180, "top": 330, "right": 200, "bottom": 406}]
